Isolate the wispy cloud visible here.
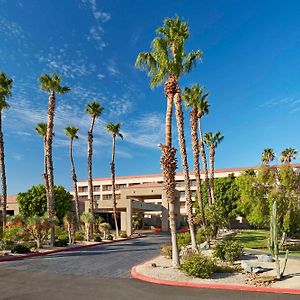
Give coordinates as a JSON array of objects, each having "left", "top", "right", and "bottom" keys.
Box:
[
  {"left": 87, "top": 25, "right": 106, "bottom": 50},
  {"left": 0, "top": 17, "right": 26, "bottom": 41},
  {"left": 13, "top": 153, "right": 24, "bottom": 161},
  {"left": 260, "top": 96, "right": 300, "bottom": 113},
  {"left": 107, "top": 59, "right": 119, "bottom": 76}
]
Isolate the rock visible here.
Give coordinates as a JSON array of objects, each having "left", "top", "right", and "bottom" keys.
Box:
[
  {"left": 252, "top": 266, "right": 265, "bottom": 274},
  {"left": 241, "top": 261, "right": 265, "bottom": 273},
  {"left": 200, "top": 241, "right": 210, "bottom": 250},
  {"left": 151, "top": 263, "right": 157, "bottom": 268},
  {"left": 241, "top": 261, "right": 253, "bottom": 273},
  {"left": 256, "top": 254, "right": 274, "bottom": 262}
]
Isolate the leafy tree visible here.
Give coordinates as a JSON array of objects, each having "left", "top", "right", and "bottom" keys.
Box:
[{"left": 17, "top": 185, "right": 72, "bottom": 223}]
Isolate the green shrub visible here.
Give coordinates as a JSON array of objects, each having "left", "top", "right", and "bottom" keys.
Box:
[
  {"left": 196, "top": 227, "right": 213, "bottom": 244},
  {"left": 107, "top": 234, "right": 113, "bottom": 240},
  {"left": 54, "top": 237, "right": 69, "bottom": 247},
  {"left": 213, "top": 240, "right": 243, "bottom": 263},
  {"left": 11, "top": 244, "right": 31, "bottom": 254},
  {"left": 56, "top": 228, "right": 69, "bottom": 241},
  {"left": 283, "top": 243, "right": 300, "bottom": 251},
  {"left": 0, "top": 240, "right": 15, "bottom": 251},
  {"left": 180, "top": 253, "right": 216, "bottom": 278},
  {"left": 3, "top": 226, "right": 28, "bottom": 242},
  {"left": 177, "top": 232, "right": 191, "bottom": 248},
  {"left": 94, "top": 235, "right": 102, "bottom": 242},
  {"left": 74, "top": 231, "right": 85, "bottom": 241},
  {"left": 120, "top": 232, "right": 128, "bottom": 238},
  {"left": 160, "top": 244, "right": 172, "bottom": 258}
]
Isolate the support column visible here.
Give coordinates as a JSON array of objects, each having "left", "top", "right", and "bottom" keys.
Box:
[
  {"left": 120, "top": 212, "right": 127, "bottom": 232},
  {"left": 161, "top": 191, "right": 169, "bottom": 232},
  {"left": 126, "top": 201, "right": 133, "bottom": 236}
]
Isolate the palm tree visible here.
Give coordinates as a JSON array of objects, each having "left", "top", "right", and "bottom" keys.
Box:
[
  {"left": 135, "top": 16, "right": 201, "bottom": 265},
  {"left": 196, "top": 92, "right": 212, "bottom": 206},
  {"left": 204, "top": 131, "right": 224, "bottom": 204},
  {"left": 106, "top": 122, "right": 123, "bottom": 237},
  {"left": 39, "top": 73, "right": 70, "bottom": 245},
  {"left": 65, "top": 126, "right": 80, "bottom": 225},
  {"left": 261, "top": 148, "right": 275, "bottom": 166},
  {"left": 0, "top": 72, "right": 13, "bottom": 230},
  {"left": 63, "top": 212, "right": 76, "bottom": 244},
  {"left": 35, "top": 122, "right": 50, "bottom": 214},
  {"left": 80, "top": 212, "right": 93, "bottom": 242},
  {"left": 280, "top": 148, "right": 298, "bottom": 164},
  {"left": 85, "top": 102, "right": 104, "bottom": 221},
  {"left": 182, "top": 85, "right": 206, "bottom": 227}
]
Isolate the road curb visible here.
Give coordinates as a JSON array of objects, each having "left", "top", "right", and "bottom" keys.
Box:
[
  {"left": 130, "top": 257, "right": 300, "bottom": 295},
  {"left": 0, "top": 235, "right": 145, "bottom": 263}
]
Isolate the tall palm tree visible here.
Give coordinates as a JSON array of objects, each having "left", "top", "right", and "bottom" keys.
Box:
[
  {"left": 85, "top": 101, "right": 104, "bottom": 221},
  {"left": 135, "top": 16, "right": 201, "bottom": 265},
  {"left": 182, "top": 85, "right": 206, "bottom": 227},
  {"left": 65, "top": 126, "right": 80, "bottom": 225},
  {"left": 35, "top": 122, "right": 50, "bottom": 216},
  {"left": 261, "top": 148, "right": 275, "bottom": 166},
  {"left": 196, "top": 93, "right": 212, "bottom": 206},
  {"left": 39, "top": 73, "right": 70, "bottom": 245},
  {"left": 280, "top": 148, "right": 298, "bottom": 164},
  {"left": 0, "top": 72, "right": 13, "bottom": 230},
  {"left": 204, "top": 131, "right": 224, "bottom": 204},
  {"left": 106, "top": 122, "right": 123, "bottom": 237}
]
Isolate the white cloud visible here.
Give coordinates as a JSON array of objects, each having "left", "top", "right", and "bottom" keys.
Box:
[
  {"left": 97, "top": 73, "right": 105, "bottom": 80},
  {"left": 0, "top": 17, "right": 26, "bottom": 41},
  {"left": 13, "top": 153, "right": 24, "bottom": 161},
  {"left": 87, "top": 25, "right": 107, "bottom": 50},
  {"left": 260, "top": 96, "right": 300, "bottom": 114},
  {"left": 107, "top": 59, "right": 119, "bottom": 76}
]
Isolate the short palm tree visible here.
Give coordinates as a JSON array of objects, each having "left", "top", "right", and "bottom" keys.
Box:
[
  {"left": 0, "top": 72, "right": 13, "bottom": 230},
  {"left": 99, "top": 222, "right": 111, "bottom": 240},
  {"left": 135, "top": 16, "right": 202, "bottom": 265},
  {"left": 39, "top": 73, "right": 70, "bottom": 246},
  {"left": 35, "top": 122, "right": 50, "bottom": 212},
  {"left": 85, "top": 102, "right": 104, "bottom": 220},
  {"left": 261, "top": 148, "right": 275, "bottom": 166},
  {"left": 280, "top": 148, "right": 297, "bottom": 164},
  {"left": 204, "top": 131, "right": 224, "bottom": 204},
  {"left": 182, "top": 84, "right": 207, "bottom": 227},
  {"left": 80, "top": 212, "right": 94, "bottom": 242},
  {"left": 65, "top": 126, "right": 80, "bottom": 225},
  {"left": 63, "top": 212, "right": 76, "bottom": 244},
  {"left": 106, "top": 122, "right": 123, "bottom": 237}
]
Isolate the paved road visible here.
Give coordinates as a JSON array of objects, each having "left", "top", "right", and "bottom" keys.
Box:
[{"left": 0, "top": 235, "right": 298, "bottom": 300}]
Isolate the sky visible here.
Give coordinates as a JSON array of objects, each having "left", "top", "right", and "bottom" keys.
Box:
[{"left": 1, "top": 0, "right": 300, "bottom": 195}]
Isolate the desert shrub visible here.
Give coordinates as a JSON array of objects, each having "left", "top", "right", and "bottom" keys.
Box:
[
  {"left": 196, "top": 227, "right": 213, "bottom": 244},
  {"left": 180, "top": 253, "right": 216, "bottom": 278},
  {"left": 283, "top": 243, "right": 300, "bottom": 251},
  {"left": 94, "top": 235, "right": 102, "bottom": 242},
  {"left": 11, "top": 243, "right": 31, "bottom": 254},
  {"left": 56, "top": 228, "right": 69, "bottom": 241},
  {"left": 213, "top": 240, "right": 243, "bottom": 263},
  {"left": 106, "top": 234, "right": 113, "bottom": 240},
  {"left": 99, "top": 223, "right": 111, "bottom": 239},
  {"left": 177, "top": 232, "right": 191, "bottom": 248},
  {"left": 3, "top": 226, "right": 28, "bottom": 242},
  {"left": 160, "top": 244, "right": 172, "bottom": 258},
  {"left": 120, "top": 231, "right": 128, "bottom": 238},
  {"left": 0, "top": 240, "right": 15, "bottom": 251},
  {"left": 74, "top": 230, "right": 85, "bottom": 241},
  {"left": 54, "top": 237, "right": 69, "bottom": 247}
]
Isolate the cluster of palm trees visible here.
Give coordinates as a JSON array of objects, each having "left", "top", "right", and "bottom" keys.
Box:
[
  {"left": 135, "top": 16, "right": 224, "bottom": 266},
  {"left": 0, "top": 72, "right": 124, "bottom": 241},
  {"left": 262, "top": 148, "right": 298, "bottom": 166}
]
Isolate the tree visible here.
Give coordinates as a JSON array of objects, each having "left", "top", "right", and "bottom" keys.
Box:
[
  {"left": 0, "top": 72, "right": 13, "bottom": 230},
  {"left": 63, "top": 212, "right": 76, "bottom": 244},
  {"left": 135, "top": 16, "right": 201, "bottom": 265},
  {"left": 99, "top": 222, "right": 111, "bottom": 239},
  {"left": 280, "top": 148, "right": 297, "bottom": 164},
  {"left": 80, "top": 212, "right": 93, "bottom": 241},
  {"left": 106, "top": 122, "right": 123, "bottom": 237},
  {"left": 261, "top": 148, "right": 275, "bottom": 166},
  {"left": 204, "top": 131, "right": 224, "bottom": 204},
  {"left": 85, "top": 102, "right": 104, "bottom": 220},
  {"left": 17, "top": 185, "right": 73, "bottom": 223},
  {"left": 65, "top": 126, "right": 80, "bottom": 225},
  {"left": 39, "top": 73, "right": 70, "bottom": 245},
  {"left": 182, "top": 84, "right": 207, "bottom": 227}
]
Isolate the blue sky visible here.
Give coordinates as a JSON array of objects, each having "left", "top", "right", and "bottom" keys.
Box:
[{"left": 1, "top": 0, "right": 300, "bottom": 194}]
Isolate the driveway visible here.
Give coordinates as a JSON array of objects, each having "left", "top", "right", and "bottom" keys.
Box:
[{"left": 0, "top": 234, "right": 298, "bottom": 300}]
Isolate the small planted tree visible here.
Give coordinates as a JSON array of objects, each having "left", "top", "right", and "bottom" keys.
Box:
[
  {"left": 269, "top": 201, "right": 289, "bottom": 280},
  {"left": 80, "top": 212, "right": 93, "bottom": 242},
  {"left": 99, "top": 222, "right": 111, "bottom": 240},
  {"left": 63, "top": 212, "right": 76, "bottom": 244}
]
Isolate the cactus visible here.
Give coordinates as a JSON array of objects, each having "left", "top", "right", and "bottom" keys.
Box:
[{"left": 268, "top": 201, "right": 289, "bottom": 279}]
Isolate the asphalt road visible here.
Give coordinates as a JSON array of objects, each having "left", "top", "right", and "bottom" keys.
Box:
[{"left": 0, "top": 235, "right": 298, "bottom": 300}]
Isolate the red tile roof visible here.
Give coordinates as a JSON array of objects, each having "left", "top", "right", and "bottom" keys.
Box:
[{"left": 7, "top": 195, "right": 17, "bottom": 203}]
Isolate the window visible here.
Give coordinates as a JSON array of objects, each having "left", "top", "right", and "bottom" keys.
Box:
[
  {"left": 93, "top": 185, "right": 100, "bottom": 192},
  {"left": 78, "top": 186, "right": 88, "bottom": 193},
  {"left": 129, "top": 183, "right": 140, "bottom": 186},
  {"left": 94, "top": 195, "right": 100, "bottom": 200},
  {"left": 102, "top": 185, "right": 112, "bottom": 191},
  {"left": 190, "top": 180, "right": 196, "bottom": 186},
  {"left": 79, "top": 195, "right": 88, "bottom": 201},
  {"left": 116, "top": 194, "right": 121, "bottom": 200},
  {"left": 116, "top": 184, "right": 127, "bottom": 190},
  {"left": 103, "top": 194, "right": 112, "bottom": 200},
  {"left": 176, "top": 181, "right": 184, "bottom": 187}
]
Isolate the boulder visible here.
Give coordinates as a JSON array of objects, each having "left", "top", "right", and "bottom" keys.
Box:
[
  {"left": 241, "top": 261, "right": 265, "bottom": 273},
  {"left": 256, "top": 254, "right": 274, "bottom": 262}
]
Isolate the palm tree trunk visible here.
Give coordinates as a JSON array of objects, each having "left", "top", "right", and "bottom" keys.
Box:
[
  {"left": 43, "top": 137, "right": 50, "bottom": 218},
  {"left": 111, "top": 135, "right": 119, "bottom": 237},
  {"left": 70, "top": 139, "right": 80, "bottom": 227},
  {"left": 87, "top": 116, "right": 95, "bottom": 219},
  {"left": 162, "top": 74, "right": 179, "bottom": 266},
  {"left": 209, "top": 147, "right": 215, "bottom": 204},
  {"left": 198, "top": 118, "right": 212, "bottom": 206},
  {"left": 0, "top": 112, "right": 7, "bottom": 231},
  {"left": 45, "top": 91, "right": 56, "bottom": 246},
  {"left": 190, "top": 108, "right": 206, "bottom": 226},
  {"left": 173, "top": 92, "right": 196, "bottom": 250}
]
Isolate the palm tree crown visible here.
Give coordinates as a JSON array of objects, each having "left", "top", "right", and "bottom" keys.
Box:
[
  {"left": 261, "top": 148, "right": 275, "bottom": 165},
  {"left": 106, "top": 122, "right": 123, "bottom": 139},
  {"left": 135, "top": 16, "right": 202, "bottom": 87},
  {"left": 35, "top": 122, "right": 47, "bottom": 137},
  {"left": 39, "top": 74, "right": 70, "bottom": 94},
  {"left": 204, "top": 131, "right": 224, "bottom": 149},
  {"left": 85, "top": 101, "right": 104, "bottom": 118},
  {"left": 65, "top": 126, "right": 79, "bottom": 140},
  {"left": 0, "top": 72, "right": 13, "bottom": 110},
  {"left": 280, "top": 148, "right": 297, "bottom": 164}
]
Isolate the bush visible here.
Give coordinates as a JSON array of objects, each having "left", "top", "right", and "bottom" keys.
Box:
[
  {"left": 74, "top": 231, "right": 85, "bottom": 241},
  {"left": 160, "top": 244, "right": 172, "bottom": 258},
  {"left": 120, "top": 231, "right": 128, "bottom": 238},
  {"left": 3, "top": 226, "right": 28, "bottom": 242},
  {"left": 180, "top": 253, "right": 216, "bottom": 278},
  {"left": 94, "top": 235, "right": 102, "bottom": 242},
  {"left": 177, "top": 232, "right": 191, "bottom": 248},
  {"left": 106, "top": 234, "right": 113, "bottom": 240},
  {"left": 11, "top": 244, "right": 31, "bottom": 254},
  {"left": 213, "top": 240, "right": 243, "bottom": 263},
  {"left": 0, "top": 240, "right": 15, "bottom": 251},
  {"left": 54, "top": 237, "right": 69, "bottom": 247}
]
